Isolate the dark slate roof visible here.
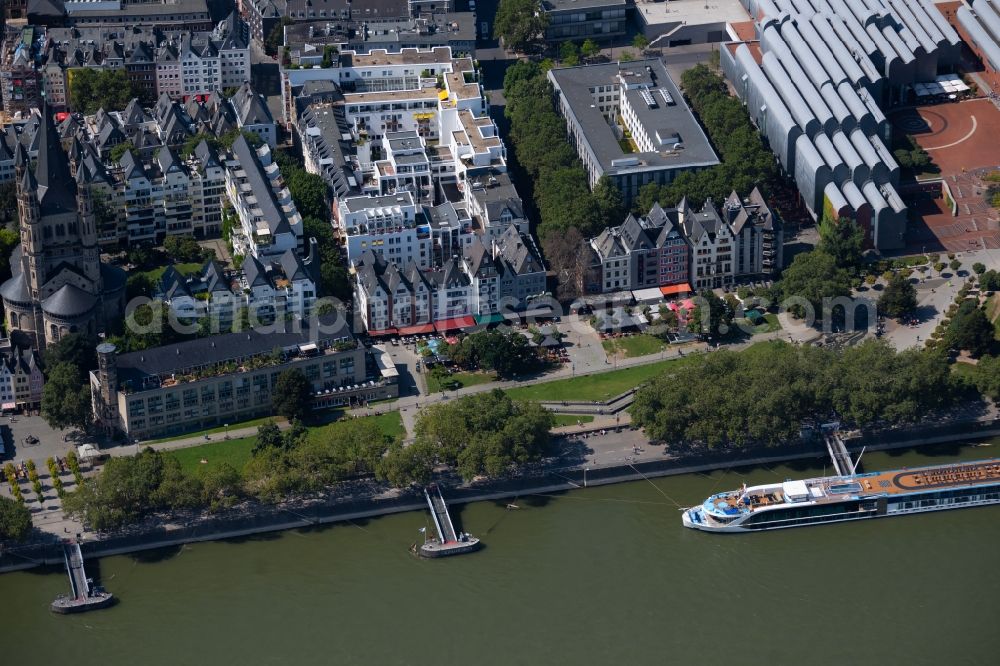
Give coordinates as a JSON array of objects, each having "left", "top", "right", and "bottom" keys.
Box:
[
  {"left": 115, "top": 314, "right": 354, "bottom": 383},
  {"left": 201, "top": 260, "right": 232, "bottom": 294},
  {"left": 35, "top": 102, "right": 78, "bottom": 216},
  {"left": 230, "top": 135, "right": 292, "bottom": 236},
  {"left": 0, "top": 274, "right": 30, "bottom": 304},
  {"left": 233, "top": 83, "right": 273, "bottom": 126},
  {"left": 215, "top": 11, "right": 249, "bottom": 51},
  {"left": 0, "top": 136, "right": 10, "bottom": 163},
  {"left": 618, "top": 214, "right": 655, "bottom": 252},
  {"left": 496, "top": 225, "right": 544, "bottom": 276},
  {"left": 592, "top": 227, "right": 624, "bottom": 260},
  {"left": 41, "top": 283, "right": 98, "bottom": 318},
  {"left": 194, "top": 139, "right": 221, "bottom": 169},
  {"left": 242, "top": 254, "right": 273, "bottom": 289},
  {"left": 28, "top": 0, "right": 65, "bottom": 18},
  {"left": 463, "top": 237, "right": 493, "bottom": 277},
  {"left": 279, "top": 249, "right": 309, "bottom": 282},
  {"left": 159, "top": 265, "right": 192, "bottom": 299},
  {"left": 156, "top": 146, "right": 183, "bottom": 174},
  {"left": 122, "top": 98, "right": 150, "bottom": 127},
  {"left": 119, "top": 150, "right": 146, "bottom": 180}
]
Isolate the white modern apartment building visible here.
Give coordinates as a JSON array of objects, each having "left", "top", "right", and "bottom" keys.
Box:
[
  {"left": 335, "top": 191, "right": 432, "bottom": 268},
  {"left": 225, "top": 135, "right": 304, "bottom": 260}
]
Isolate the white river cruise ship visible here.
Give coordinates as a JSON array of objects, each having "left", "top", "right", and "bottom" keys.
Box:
[{"left": 683, "top": 459, "right": 1000, "bottom": 532}]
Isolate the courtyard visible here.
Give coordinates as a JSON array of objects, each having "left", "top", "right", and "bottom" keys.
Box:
[{"left": 892, "top": 99, "right": 1000, "bottom": 253}]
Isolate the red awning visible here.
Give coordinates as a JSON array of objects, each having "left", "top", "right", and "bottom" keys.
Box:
[
  {"left": 397, "top": 323, "right": 435, "bottom": 335},
  {"left": 366, "top": 327, "right": 398, "bottom": 337},
  {"left": 660, "top": 283, "right": 692, "bottom": 296},
  {"left": 433, "top": 316, "right": 475, "bottom": 332}
]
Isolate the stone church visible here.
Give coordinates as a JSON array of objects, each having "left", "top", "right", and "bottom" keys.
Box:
[{"left": 1, "top": 103, "right": 126, "bottom": 349}]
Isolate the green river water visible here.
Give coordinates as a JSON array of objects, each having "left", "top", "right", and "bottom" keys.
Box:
[{"left": 2, "top": 442, "right": 999, "bottom": 665}]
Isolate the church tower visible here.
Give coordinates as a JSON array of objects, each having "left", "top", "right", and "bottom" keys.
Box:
[{"left": 1, "top": 102, "right": 126, "bottom": 349}]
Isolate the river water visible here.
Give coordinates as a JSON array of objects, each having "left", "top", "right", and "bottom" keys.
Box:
[{"left": 2, "top": 442, "right": 999, "bottom": 665}]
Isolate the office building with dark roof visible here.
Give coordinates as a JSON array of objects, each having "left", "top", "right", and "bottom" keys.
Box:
[
  {"left": 547, "top": 60, "right": 720, "bottom": 205},
  {"left": 28, "top": 0, "right": 214, "bottom": 31},
  {"left": 89, "top": 317, "right": 399, "bottom": 438},
  {"left": 541, "top": 0, "right": 628, "bottom": 41}
]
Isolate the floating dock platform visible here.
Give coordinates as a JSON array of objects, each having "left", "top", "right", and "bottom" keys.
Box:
[
  {"left": 419, "top": 485, "right": 481, "bottom": 558},
  {"left": 51, "top": 541, "right": 114, "bottom": 614}
]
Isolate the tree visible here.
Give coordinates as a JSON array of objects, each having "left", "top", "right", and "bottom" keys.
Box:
[
  {"left": 777, "top": 250, "right": 854, "bottom": 320},
  {"left": 163, "top": 234, "right": 208, "bottom": 263},
  {"left": 980, "top": 270, "right": 1000, "bottom": 292},
  {"left": 543, "top": 227, "right": 592, "bottom": 300},
  {"left": 0, "top": 495, "right": 32, "bottom": 542},
  {"left": 41, "top": 363, "right": 93, "bottom": 431},
  {"left": 447, "top": 330, "right": 542, "bottom": 378},
  {"left": 559, "top": 41, "right": 579, "bottom": 66},
  {"left": 494, "top": 0, "right": 549, "bottom": 52},
  {"left": 43, "top": 332, "right": 98, "bottom": 374},
  {"left": 687, "top": 290, "right": 732, "bottom": 338},
  {"left": 199, "top": 462, "right": 242, "bottom": 510},
  {"left": 973, "top": 262, "right": 986, "bottom": 275},
  {"left": 303, "top": 216, "right": 350, "bottom": 299},
  {"left": 285, "top": 169, "right": 330, "bottom": 222},
  {"left": 252, "top": 420, "right": 285, "bottom": 455},
  {"left": 320, "top": 45, "right": 337, "bottom": 68},
  {"left": 948, "top": 301, "right": 995, "bottom": 357},
  {"left": 265, "top": 16, "right": 293, "bottom": 56},
  {"left": 949, "top": 259, "right": 962, "bottom": 273},
  {"left": 273, "top": 369, "right": 312, "bottom": 422},
  {"left": 581, "top": 38, "right": 600, "bottom": 59},
  {"left": 631, "top": 340, "right": 960, "bottom": 447},
  {"left": 109, "top": 141, "right": 136, "bottom": 163},
  {"left": 593, "top": 175, "right": 625, "bottom": 227},
  {"left": 69, "top": 68, "right": 135, "bottom": 115},
  {"left": 818, "top": 215, "right": 865, "bottom": 269},
  {"left": 877, "top": 273, "right": 918, "bottom": 319},
  {"left": 973, "top": 355, "right": 1000, "bottom": 401},
  {"left": 377, "top": 440, "right": 436, "bottom": 488},
  {"left": 632, "top": 34, "right": 650, "bottom": 51},
  {"left": 411, "top": 390, "right": 554, "bottom": 481},
  {"left": 62, "top": 447, "right": 191, "bottom": 530}
]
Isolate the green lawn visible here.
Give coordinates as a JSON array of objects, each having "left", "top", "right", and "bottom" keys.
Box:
[
  {"left": 550, "top": 413, "right": 595, "bottom": 427},
  {"left": 169, "top": 436, "right": 256, "bottom": 475},
  {"left": 150, "top": 415, "right": 285, "bottom": 444},
  {"left": 306, "top": 410, "right": 406, "bottom": 444},
  {"left": 601, "top": 334, "right": 666, "bottom": 358},
  {"left": 425, "top": 370, "right": 497, "bottom": 393},
  {"left": 747, "top": 313, "right": 782, "bottom": 335},
  {"left": 505, "top": 357, "right": 694, "bottom": 402},
  {"left": 989, "top": 294, "right": 1000, "bottom": 338},
  {"left": 138, "top": 262, "right": 203, "bottom": 282},
  {"left": 167, "top": 412, "right": 406, "bottom": 475},
  {"left": 950, "top": 362, "right": 979, "bottom": 380}
]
